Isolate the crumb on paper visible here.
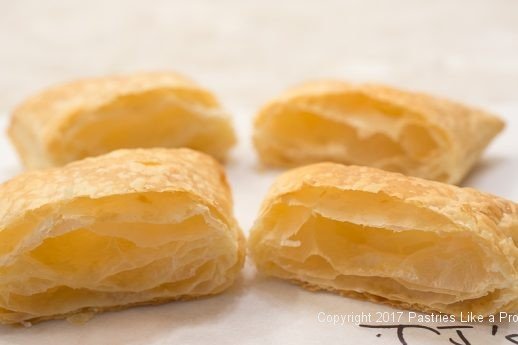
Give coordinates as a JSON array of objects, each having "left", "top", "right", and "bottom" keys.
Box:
[{"left": 66, "top": 311, "right": 96, "bottom": 325}]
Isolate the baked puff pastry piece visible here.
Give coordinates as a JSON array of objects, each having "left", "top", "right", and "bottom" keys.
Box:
[
  {"left": 8, "top": 72, "right": 236, "bottom": 169},
  {"left": 249, "top": 163, "right": 518, "bottom": 316},
  {"left": 253, "top": 80, "right": 504, "bottom": 184},
  {"left": 0, "top": 148, "right": 244, "bottom": 324}
]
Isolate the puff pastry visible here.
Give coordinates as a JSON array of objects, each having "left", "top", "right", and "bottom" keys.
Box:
[
  {"left": 249, "top": 163, "right": 518, "bottom": 315},
  {"left": 0, "top": 148, "right": 244, "bottom": 324},
  {"left": 9, "top": 72, "right": 236, "bottom": 169},
  {"left": 253, "top": 80, "right": 504, "bottom": 184}
]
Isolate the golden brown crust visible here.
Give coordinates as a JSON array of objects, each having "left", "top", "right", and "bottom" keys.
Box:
[
  {"left": 253, "top": 80, "right": 505, "bottom": 184},
  {"left": 8, "top": 71, "right": 236, "bottom": 168},
  {"left": 0, "top": 148, "right": 244, "bottom": 324},
  {"left": 259, "top": 163, "right": 518, "bottom": 242},
  {"left": 250, "top": 163, "right": 518, "bottom": 315},
  {"left": 0, "top": 148, "right": 234, "bottom": 230},
  {"left": 10, "top": 71, "right": 215, "bottom": 143}
]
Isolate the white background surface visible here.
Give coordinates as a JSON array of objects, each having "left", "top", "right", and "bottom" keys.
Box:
[{"left": 0, "top": 1, "right": 517, "bottom": 344}]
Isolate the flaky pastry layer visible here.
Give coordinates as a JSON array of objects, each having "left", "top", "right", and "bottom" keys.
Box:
[
  {"left": 9, "top": 71, "right": 236, "bottom": 169},
  {"left": 249, "top": 163, "right": 518, "bottom": 315},
  {"left": 253, "top": 80, "right": 504, "bottom": 184},
  {"left": 0, "top": 148, "right": 244, "bottom": 324}
]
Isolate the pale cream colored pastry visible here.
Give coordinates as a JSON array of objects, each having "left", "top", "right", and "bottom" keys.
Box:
[
  {"left": 0, "top": 148, "right": 244, "bottom": 324},
  {"left": 253, "top": 80, "right": 505, "bottom": 184},
  {"left": 249, "top": 163, "right": 518, "bottom": 316},
  {"left": 9, "top": 72, "right": 236, "bottom": 169}
]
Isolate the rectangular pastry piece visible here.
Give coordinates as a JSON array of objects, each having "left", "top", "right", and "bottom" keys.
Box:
[
  {"left": 9, "top": 72, "right": 236, "bottom": 169},
  {"left": 253, "top": 80, "right": 504, "bottom": 184},
  {"left": 0, "top": 148, "right": 244, "bottom": 324},
  {"left": 249, "top": 163, "right": 518, "bottom": 315}
]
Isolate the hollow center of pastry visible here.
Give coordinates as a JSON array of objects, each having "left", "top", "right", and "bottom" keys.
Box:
[
  {"left": 53, "top": 90, "right": 235, "bottom": 164},
  {"left": 257, "top": 96, "right": 448, "bottom": 181},
  {"left": 251, "top": 188, "right": 512, "bottom": 314},
  {"left": 0, "top": 193, "right": 240, "bottom": 323}
]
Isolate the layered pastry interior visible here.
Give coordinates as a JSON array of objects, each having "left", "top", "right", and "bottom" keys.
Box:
[
  {"left": 11, "top": 88, "right": 235, "bottom": 169},
  {"left": 255, "top": 94, "right": 449, "bottom": 181},
  {"left": 56, "top": 90, "right": 235, "bottom": 163},
  {"left": 250, "top": 186, "right": 517, "bottom": 315},
  {"left": 254, "top": 79, "right": 505, "bottom": 185},
  {"left": 0, "top": 192, "right": 242, "bottom": 324}
]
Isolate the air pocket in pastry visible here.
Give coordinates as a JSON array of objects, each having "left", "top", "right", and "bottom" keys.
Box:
[
  {"left": 249, "top": 163, "right": 518, "bottom": 315},
  {"left": 253, "top": 80, "right": 504, "bottom": 184},
  {"left": 9, "top": 72, "right": 236, "bottom": 169},
  {"left": 0, "top": 148, "right": 244, "bottom": 324}
]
